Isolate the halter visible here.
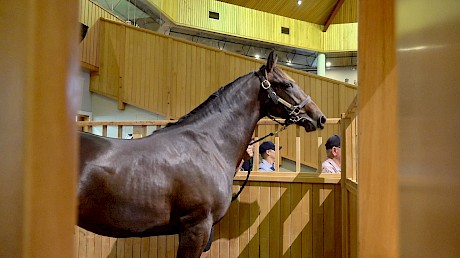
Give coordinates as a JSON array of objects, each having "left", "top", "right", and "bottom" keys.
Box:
[
  {"left": 255, "top": 70, "right": 312, "bottom": 126},
  {"left": 231, "top": 71, "right": 313, "bottom": 202}
]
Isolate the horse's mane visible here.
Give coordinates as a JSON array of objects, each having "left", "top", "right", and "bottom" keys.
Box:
[{"left": 165, "top": 72, "right": 252, "bottom": 128}]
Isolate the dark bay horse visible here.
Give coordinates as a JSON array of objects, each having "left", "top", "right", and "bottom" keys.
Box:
[{"left": 78, "top": 51, "right": 326, "bottom": 258}]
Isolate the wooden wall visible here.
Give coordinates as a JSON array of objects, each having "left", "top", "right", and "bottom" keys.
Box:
[
  {"left": 79, "top": 0, "right": 124, "bottom": 27},
  {"left": 147, "top": 0, "right": 357, "bottom": 52},
  {"left": 75, "top": 176, "right": 341, "bottom": 258},
  {"left": 80, "top": 18, "right": 357, "bottom": 168}
]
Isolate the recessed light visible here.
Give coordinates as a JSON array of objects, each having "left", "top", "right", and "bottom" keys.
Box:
[{"left": 297, "top": 0, "right": 302, "bottom": 5}]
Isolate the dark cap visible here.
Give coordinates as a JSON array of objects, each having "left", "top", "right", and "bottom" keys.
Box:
[
  {"left": 259, "top": 141, "right": 282, "bottom": 154},
  {"left": 325, "top": 134, "right": 340, "bottom": 150}
]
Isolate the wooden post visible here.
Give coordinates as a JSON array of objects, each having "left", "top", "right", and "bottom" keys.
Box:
[
  {"left": 295, "top": 126, "right": 301, "bottom": 173},
  {"left": 340, "top": 113, "right": 350, "bottom": 257},
  {"left": 0, "top": 0, "right": 79, "bottom": 257},
  {"left": 317, "top": 137, "right": 323, "bottom": 173},
  {"left": 253, "top": 125, "right": 260, "bottom": 171},
  {"left": 118, "top": 125, "right": 123, "bottom": 139},
  {"left": 358, "top": 0, "right": 398, "bottom": 256}
]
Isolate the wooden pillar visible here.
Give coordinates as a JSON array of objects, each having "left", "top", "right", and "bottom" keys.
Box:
[
  {"left": 397, "top": 0, "right": 460, "bottom": 256},
  {"left": 0, "top": 1, "right": 79, "bottom": 257},
  {"left": 358, "top": 0, "right": 399, "bottom": 256}
]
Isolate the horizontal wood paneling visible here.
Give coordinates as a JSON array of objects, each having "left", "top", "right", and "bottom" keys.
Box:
[
  {"left": 75, "top": 179, "right": 341, "bottom": 258},
  {"left": 81, "top": 18, "right": 357, "bottom": 168}
]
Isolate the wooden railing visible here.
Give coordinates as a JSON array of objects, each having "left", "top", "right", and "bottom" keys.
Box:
[
  {"left": 339, "top": 95, "right": 358, "bottom": 257},
  {"left": 77, "top": 118, "right": 340, "bottom": 172}
]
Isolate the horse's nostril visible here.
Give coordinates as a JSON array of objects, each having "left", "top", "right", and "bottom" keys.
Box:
[{"left": 319, "top": 116, "right": 326, "bottom": 125}]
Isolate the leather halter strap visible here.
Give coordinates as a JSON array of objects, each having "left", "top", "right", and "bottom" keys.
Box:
[{"left": 255, "top": 70, "right": 312, "bottom": 125}]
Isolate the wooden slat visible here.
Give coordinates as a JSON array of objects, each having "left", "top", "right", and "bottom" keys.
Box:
[
  {"left": 301, "top": 184, "right": 313, "bottom": 258},
  {"left": 248, "top": 183, "right": 260, "bottom": 257},
  {"left": 312, "top": 184, "right": 323, "bottom": 257},
  {"left": 75, "top": 180, "right": 342, "bottom": 258},
  {"left": 269, "top": 182, "right": 281, "bottom": 258},
  {"left": 290, "top": 183, "right": 302, "bottom": 257}
]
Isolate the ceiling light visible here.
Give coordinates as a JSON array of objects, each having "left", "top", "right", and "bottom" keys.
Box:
[
  {"left": 297, "top": 0, "right": 302, "bottom": 5},
  {"left": 255, "top": 54, "right": 260, "bottom": 59},
  {"left": 326, "top": 62, "right": 332, "bottom": 67}
]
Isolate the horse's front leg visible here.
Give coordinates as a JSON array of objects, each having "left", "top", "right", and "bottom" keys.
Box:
[{"left": 177, "top": 218, "right": 212, "bottom": 258}]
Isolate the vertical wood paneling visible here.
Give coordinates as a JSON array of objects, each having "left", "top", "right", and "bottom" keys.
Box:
[
  {"left": 79, "top": 0, "right": 124, "bottom": 27},
  {"left": 269, "top": 182, "right": 281, "bottom": 258},
  {"left": 280, "top": 183, "right": 291, "bottom": 257},
  {"left": 175, "top": 0, "right": 325, "bottom": 51},
  {"left": 75, "top": 181, "right": 341, "bottom": 258},
  {"left": 238, "top": 181, "right": 250, "bottom": 258}
]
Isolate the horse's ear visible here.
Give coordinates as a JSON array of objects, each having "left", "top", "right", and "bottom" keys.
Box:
[{"left": 266, "top": 51, "right": 278, "bottom": 73}]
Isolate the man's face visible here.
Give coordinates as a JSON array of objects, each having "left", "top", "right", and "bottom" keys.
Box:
[
  {"left": 267, "top": 149, "right": 276, "bottom": 159},
  {"left": 333, "top": 146, "right": 341, "bottom": 161}
]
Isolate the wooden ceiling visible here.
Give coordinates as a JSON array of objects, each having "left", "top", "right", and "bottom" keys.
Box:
[{"left": 218, "top": 0, "right": 357, "bottom": 26}]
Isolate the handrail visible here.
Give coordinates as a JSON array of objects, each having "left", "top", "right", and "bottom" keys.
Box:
[
  {"left": 77, "top": 117, "right": 341, "bottom": 174},
  {"left": 76, "top": 118, "right": 340, "bottom": 127},
  {"left": 340, "top": 95, "right": 358, "bottom": 182}
]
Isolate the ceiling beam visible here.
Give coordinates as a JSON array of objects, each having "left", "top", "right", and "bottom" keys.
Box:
[{"left": 322, "top": 0, "right": 345, "bottom": 32}]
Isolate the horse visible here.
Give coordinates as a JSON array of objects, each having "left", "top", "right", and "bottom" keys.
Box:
[{"left": 78, "top": 51, "right": 326, "bottom": 258}]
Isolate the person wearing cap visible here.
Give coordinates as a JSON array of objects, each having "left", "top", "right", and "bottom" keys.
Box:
[
  {"left": 322, "top": 134, "right": 341, "bottom": 173},
  {"left": 258, "top": 141, "right": 282, "bottom": 172}
]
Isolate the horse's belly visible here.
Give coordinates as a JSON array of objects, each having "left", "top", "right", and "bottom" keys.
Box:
[{"left": 78, "top": 170, "right": 175, "bottom": 237}]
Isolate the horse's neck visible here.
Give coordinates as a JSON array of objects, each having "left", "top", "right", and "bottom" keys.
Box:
[{"left": 178, "top": 73, "right": 263, "bottom": 163}]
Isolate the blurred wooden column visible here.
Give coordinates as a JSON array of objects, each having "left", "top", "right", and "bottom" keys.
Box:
[
  {"left": 358, "top": 0, "right": 399, "bottom": 256},
  {"left": 0, "top": 1, "right": 79, "bottom": 257}
]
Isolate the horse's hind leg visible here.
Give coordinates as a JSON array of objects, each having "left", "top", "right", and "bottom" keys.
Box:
[{"left": 177, "top": 220, "right": 212, "bottom": 258}]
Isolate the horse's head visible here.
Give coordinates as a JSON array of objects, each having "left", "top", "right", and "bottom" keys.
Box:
[{"left": 258, "top": 51, "right": 326, "bottom": 132}]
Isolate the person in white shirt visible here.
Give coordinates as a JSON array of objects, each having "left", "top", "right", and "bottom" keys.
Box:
[
  {"left": 322, "top": 134, "right": 341, "bottom": 173},
  {"left": 258, "top": 141, "right": 282, "bottom": 172}
]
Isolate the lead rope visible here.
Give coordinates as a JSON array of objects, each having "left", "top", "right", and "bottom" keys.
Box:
[{"left": 231, "top": 125, "right": 288, "bottom": 202}]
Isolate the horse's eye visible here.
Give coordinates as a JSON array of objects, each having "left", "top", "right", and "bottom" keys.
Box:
[{"left": 286, "top": 82, "right": 293, "bottom": 88}]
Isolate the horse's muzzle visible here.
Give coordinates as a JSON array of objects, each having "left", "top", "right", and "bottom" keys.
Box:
[{"left": 317, "top": 115, "right": 326, "bottom": 129}]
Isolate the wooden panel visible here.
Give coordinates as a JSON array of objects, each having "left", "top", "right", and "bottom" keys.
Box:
[
  {"left": 322, "top": 23, "right": 358, "bottom": 52},
  {"left": 358, "top": 0, "right": 398, "bottom": 256},
  {"left": 331, "top": 0, "right": 358, "bottom": 24},
  {"left": 79, "top": 0, "right": 124, "bottom": 27},
  {"left": 176, "top": 0, "right": 323, "bottom": 52},
  {"left": 148, "top": 0, "right": 357, "bottom": 52},
  {"left": 80, "top": 19, "right": 100, "bottom": 69},
  {"left": 75, "top": 180, "right": 340, "bottom": 258}
]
